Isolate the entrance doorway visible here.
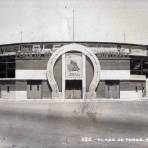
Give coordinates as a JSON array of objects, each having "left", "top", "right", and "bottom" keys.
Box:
[
  {"left": 27, "top": 81, "right": 42, "bottom": 99},
  {"left": 65, "top": 80, "right": 82, "bottom": 99},
  {"left": 105, "top": 81, "right": 120, "bottom": 98}
]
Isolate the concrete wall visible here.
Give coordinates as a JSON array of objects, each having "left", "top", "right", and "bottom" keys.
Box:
[
  {"left": 16, "top": 59, "right": 48, "bottom": 70},
  {"left": 0, "top": 81, "right": 27, "bottom": 99},
  {"left": 0, "top": 81, "right": 16, "bottom": 99},
  {"left": 16, "top": 70, "right": 47, "bottom": 80},
  {"left": 95, "top": 80, "right": 146, "bottom": 99},
  {"left": 100, "top": 70, "right": 130, "bottom": 80},
  {"left": 99, "top": 59, "right": 130, "bottom": 70},
  {"left": 15, "top": 81, "right": 27, "bottom": 99},
  {"left": 99, "top": 59, "right": 131, "bottom": 80},
  {"left": 0, "top": 80, "right": 52, "bottom": 99},
  {"left": 120, "top": 81, "right": 145, "bottom": 99},
  {"left": 16, "top": 58, "right": 130, "bottom": 71}
]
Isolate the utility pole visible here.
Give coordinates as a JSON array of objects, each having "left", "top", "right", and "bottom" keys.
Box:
[
  {"left": 72, "top": 8, "right": 75, "bottom": 41},
  {"left": 20, "top": 31, "right": 23, "bottom": 43},
  {"left": 19, "top": 30, "right": 23, "bottom": 52},
  {"left": 123, "top": 32, "right": 126, "bottom": 43},
  {"left": 65, "top": 6, "right": 75, "bottom": 41}
]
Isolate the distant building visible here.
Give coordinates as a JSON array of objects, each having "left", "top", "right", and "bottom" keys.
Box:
[{"left": 0, "top": 42, "right": 148, "bottom": 99}]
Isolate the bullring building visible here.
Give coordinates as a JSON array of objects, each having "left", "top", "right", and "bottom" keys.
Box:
[{"left": 0, "top": 42, "right": 148, "bottom": 99}]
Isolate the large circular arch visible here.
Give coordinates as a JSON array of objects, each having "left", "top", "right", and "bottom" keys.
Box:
[{"left": 47, "top": 43, "right": 101, "bottom": 99}]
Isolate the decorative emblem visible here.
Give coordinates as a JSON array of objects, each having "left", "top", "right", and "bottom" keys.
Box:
[{"left": 67, "top": 59, "right": 80, "bottom": 72}]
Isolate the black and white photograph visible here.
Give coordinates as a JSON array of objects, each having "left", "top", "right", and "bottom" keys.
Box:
[{"left": 0, "top": 0, "right": 148, "bottom": 147}]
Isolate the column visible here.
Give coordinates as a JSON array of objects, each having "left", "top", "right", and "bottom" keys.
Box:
[
  {"left": 62, "top": 54, "right": 65, "bottom": 99},
  {"left": 82, "top": 54, "right": 86, "bottom": 99}
]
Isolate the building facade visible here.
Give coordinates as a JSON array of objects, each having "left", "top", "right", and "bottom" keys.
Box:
[{"left": 0, "top": 42, "right": 148, "bottom": 99}]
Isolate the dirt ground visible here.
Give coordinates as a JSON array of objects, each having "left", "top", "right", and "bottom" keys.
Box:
[{"left": 0, "top": 100, "right": 148, "bottom": 148}]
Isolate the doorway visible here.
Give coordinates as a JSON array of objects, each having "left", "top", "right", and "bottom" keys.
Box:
[
  {"left": 105, "top": 81, "right": 120, "bottom": 99},
  {"left": 65, "top": 80, "right": 82, "bottom": 99},
  {"left": 27, "top": 81, "right": 42, "bottom": 99}
]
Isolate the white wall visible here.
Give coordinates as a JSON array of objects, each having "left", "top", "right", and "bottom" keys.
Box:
[
  {"left": 1, "top": 90, "right": 27, "bottom": 99},
  {"left": 1, "top": 90, "right": 15, "bottom": 99},
  {"left": 120, "top": 90, "right": 142, "bottom": 99},
  {"left": 15, "top": 91, "right": 27, "bottom": 99},
  {"left": 100, "top": 70, "right": 130, "bottom": 80},
  {"left": 100, "top": 70, "right": 146, "bottom": 80},
  {"left": 16, "top": 70, "right": 47, "bottom": 80}
]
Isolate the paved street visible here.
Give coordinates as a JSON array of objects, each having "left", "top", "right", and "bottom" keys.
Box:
[{"left": 0, "top": 100, "right": 148, "bottom": 148}]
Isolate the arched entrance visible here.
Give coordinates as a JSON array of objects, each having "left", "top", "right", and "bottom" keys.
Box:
[{"left": 47, "top": 43, "right": 100, "bottom": 99}]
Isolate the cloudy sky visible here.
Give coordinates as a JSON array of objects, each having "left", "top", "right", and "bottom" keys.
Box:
[{"left": 0, "top": 0, "right": 148, "bottom": 45}]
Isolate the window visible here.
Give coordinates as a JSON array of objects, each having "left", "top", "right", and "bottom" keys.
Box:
[
  {"left": 143, "top": 60, "right": 148, "bottom": 78},
  {"left": 0, "top": 56, "right": 15, "bottom": 78},
  {"left": 131, "top": 58, "right": 148, "bottom": 78},
  {"left": 130, "top": 59, "right": 142, "bottom": 75}
]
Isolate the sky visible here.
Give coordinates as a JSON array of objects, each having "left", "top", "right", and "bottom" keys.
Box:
[{"left": 0, "top": 0, "right": 148, "bottom": 45}]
